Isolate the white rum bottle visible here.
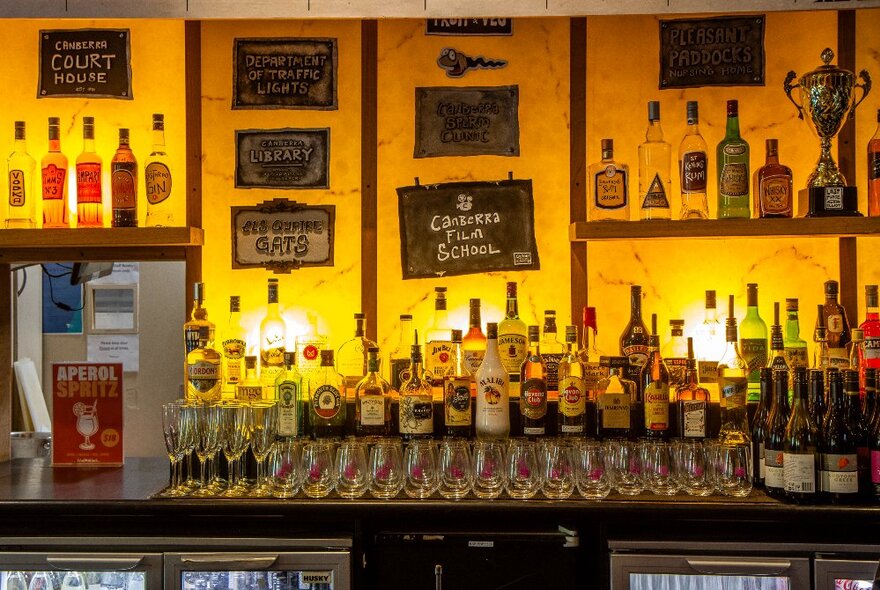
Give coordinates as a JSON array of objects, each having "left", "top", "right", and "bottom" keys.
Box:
[{"left": 476, "top": 322, "right": 510, "bottom": 440}]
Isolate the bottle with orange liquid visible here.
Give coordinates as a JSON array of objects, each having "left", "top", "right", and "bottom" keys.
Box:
[
  {"left": 42, "top": 117, "right": 69, "bottom": 228},
  {"left": 76, "top": 116, "right": 103, "bottom": 227}
]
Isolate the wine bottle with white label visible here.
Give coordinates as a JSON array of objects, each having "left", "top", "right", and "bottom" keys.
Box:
[{"left": 783, "top": 367, "right": 819, "bottom": 503}]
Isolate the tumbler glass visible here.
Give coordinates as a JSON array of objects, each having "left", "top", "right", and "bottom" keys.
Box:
[
  {"left": 541, "top": 439, "right": 576, "bottom": 500},
  {"left": 605, "top": 438, "right": 645, "bottom": 495},
  {"left": 575, "top": 440, "right": 611, "bottom": 500},
  {"left": 674, "top": 439, "right": 714, "bottom": 497},
  {"left": 404, "top": 439, "right": 440, "bottom": 498},
  {"left": 472, "top": 440, "right": 506, "bottom": 499},
  {"left": 300, "top": 440, "right": 336, "bottom": 498},
  {"left": 505, "top": 438, "right": 540, "bottom": 499},
  {"left": 335, "top": 439, "right": 371, "bottom": 499},
  {"left": 270, "top": 438, "right": 302, "bottom": 498},
  {"left": 716, "top": 443, "right": 753, "bottom": 497},
  {"left": 369, "top": 437, "right": 405, "bottom": 499},
  {"left": 642, "top": 440, "right": 680, "bottom": 496},
  {"left": 438, "top": 438, "right": 472, "bottom": 499}
]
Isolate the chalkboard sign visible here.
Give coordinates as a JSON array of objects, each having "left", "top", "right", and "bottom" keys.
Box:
[
  {"left": 39, "top": 29, "right": 132, "bottom": 99},
  {"left": 415, "top": 86, "right": 519, "bottom": 158},
  {"left": 235, "top": 128, "right": 330, "bottom": 189},
  {"left": 233, "top": 38, "right": 338, "bottom": 110},
  {"left": 397, "top": 179, "right": 540, "bottom": 279},
  {"left": 659, "top": 15, "right": 765, "bottom": 88},
  {"left": 231, "top": 199, "right": 335, "bottom": 273},
  {"left": 426, "top": 18, "right": 513, "bottom": 35}
]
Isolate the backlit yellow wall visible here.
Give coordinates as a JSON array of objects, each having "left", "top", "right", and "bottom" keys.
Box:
[{"left": 856, "top": 9, "right": 880, "bottom": 306}]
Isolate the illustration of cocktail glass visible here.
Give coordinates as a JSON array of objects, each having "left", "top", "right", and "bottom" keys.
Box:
[{"left": 74, "top": 400, "right": 99, "bottom": 450}]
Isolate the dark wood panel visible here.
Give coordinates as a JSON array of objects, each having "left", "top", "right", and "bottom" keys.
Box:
[
  {"left": 570, "top": 17, "right": 588, "bottom": 325},
  {"left": 840, "top": 236, "right": 858, "bottom": 323},
  {"left": 838, "top": 11, "right": 858, "bottom": 323},
  {"left": 361, "top": 20, "right": 378, "bottom": 342},
  {"left": 185, "top": 21, "right": 204, "bottom": 321},
  {"left": 0, "top": 265, "right": 9, "bottom": 462}
]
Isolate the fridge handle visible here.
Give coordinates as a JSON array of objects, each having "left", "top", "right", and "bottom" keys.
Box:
[
  {"left": 46, "top": 557, "right": 145, "bottom": 571},
  {"left": 686, "top": 559, "right": 792, "bottom": 576},
  {"left": 178, "top": 555, "right": 280, "bottom": 569}
]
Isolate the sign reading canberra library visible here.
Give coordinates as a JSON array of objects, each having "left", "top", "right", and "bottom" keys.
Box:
[
  {"left": 659, "top": 15, "right": 765, "bottom": 88},
  {"left": 39, "top": 29, "right": 132, "bottom": 99},
  {"left": 397, "top": 179, "right": 540, "bottom": 279},
  {"left": 232, "top": 199, "right": 335, "bottom": 273},
  {"left": 233, "top": 38, "right": 338, "bottom": 109},
  {"left": 235, "top": 128, "right": 330, "bottom": 189}
]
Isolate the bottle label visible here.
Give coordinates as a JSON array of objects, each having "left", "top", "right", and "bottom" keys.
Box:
[
  {"left": 719, "top": 162, "right": 748, "bottom": 197},
  {"left": 666, "top": 357, "right": 687, "bottom": 388},
  {"left": 236, "top": 384, "right": 263, "bottom": 402},
  {"left": 819, "top": 453, "right": 858, "bottom": 493},
  {"left": 760, "top": 174, "right": 791, "bottom": 214},
  {"left": 390, "top": 358, "right": 410, "bottom": 391},
  {"left": 740, "top": 338, "right": 768, "bottom": 379},
  {"left": 827, "top": 314, "right": 843, "bottom": 335},
  {"left": 145, "top": 162, "right": 172, "bottom": 205},
  {"left": 76, "top": 163, "right": 102, "bottom": 204},
  {"left": 599, "top": 392, "right": 631, "bottom": 429},
  {"left": 864, "top": 337, "right": 880, "bottom": 362},
  {"left": 360, "top": 396, "right": 386, "bottom": 426},
  {"left": 871, "top": 152, "right": 880, "bottom": 180},
  {"left": 769, "top": 355, "right": 789, "bottom": 373},
  {"left": 681, "top": 400, "right": 706, "bottom": 438},
  {"left": 223, "top": 338, "right": 245, "bottom": 385},
  {"left": 444, "top": 378, "right": 472, "bottom": 426},
  {"left": 641, "top": 173, "right": 670, "bottom": 209},
  {"left": 463, "top": 350, "right": 485, "bottom": 375},
  {"left": 498, "top": 334, "right": 527, "bottom": 374},
  {"left": 594, "top": 166, "right": 627, "bottom": 209},
  {"left": 758, "top": 442, "right": 766, "bottom": 480},
  {"left": 543, "top": 353, "right": 562, "bottom": 391},
  {"left": 426, "top": 340, "right": 454, "bottom": 382},
  {"left": 8, "top": 169, "right": 26, "bottom": 207},
  {"left": 680, "top": 151, "right": 707, "bottom": 193},
  {"left": 783, "top": 347, "right": 809, "bottom": 368},
  {"left": 622, "top": 345, "right": 648, "bottom": 369},
  {"left": 828, "top": 349, "right": 849, "bottom": 368},
  {"left": 719, "top": 378, "right": 748, "bottom": 409},
  {"left": 559, "top": 375, "right": 585, "bottom": 418},
  {"left": 698, "top": 360, "right": 718, "bottom": 383},
  {"left": 111, "top": 168, "right": 137, "bottom": 208},
  {"left": 312, "top": 384, "right": 342, "bottom": 419},
  {"left": 278, "top": 381, "right": 299, "bottom": 435},
  {"left": 783, "top": 452, "right": 816, "bottom": 494},
  {"left": 188, "top": 360, "right": 220, "bottom": 392},
  {"left": 42, "top": 164, "right": 66, "bottom": 201},
  {"left": 520, "top": 378, "right": 547, "bottom": 420},
  {"left": 184, "top": 326, "right": 201, "bottom": 354},
  {"left": 643, "top": 382, "right": 669, "bottom": 431},
  {"left": 871, "top": 450, "right": 880, "bottom": 484},
  {"left": 764, "top": 449, "right": 784, "bottom": 489},
  {"left": 399, "top": 393, "right": 433, "bottom": 434},
  {"left": 262, "top": 345, "right": 286, "bottom": 369}
]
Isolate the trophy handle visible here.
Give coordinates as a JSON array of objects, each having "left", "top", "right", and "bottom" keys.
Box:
[
  {"left": 783, "top": 70, "right": 804, "bottom": 120},
  {"left": 850, "top": 69, "right": 872, "bottom": 118}
]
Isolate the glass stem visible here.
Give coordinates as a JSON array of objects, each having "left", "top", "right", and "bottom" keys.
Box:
[{"left": 199, "top": 457, "right": 208, "bottom": 489}]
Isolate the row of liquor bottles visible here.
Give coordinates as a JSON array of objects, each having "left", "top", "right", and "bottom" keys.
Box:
[
  {"left": 4, "top": 116, "right": 175, "bottom": 229},
  {"left": 587, "top": 101, "right": 880, "bottom": 220}
]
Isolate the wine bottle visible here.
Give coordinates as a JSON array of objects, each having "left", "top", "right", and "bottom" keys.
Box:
[
  {"left": 844, "top": 369, "right": 871, "bottom": 500},
  {"left": 820, "top": 368, "right": 859, "bottom": 503},
  {"left": 640, "top": 313, "right": 670, "bottom": 441},
  {"left": 764, "top": 368, "right": 790, "bottom": 500},
  {"left": 475, "top": 323, "right": 510, "bottom": 440},
  {"left": 809, "top": 369, "right": 827, "bottom": 433},
  {"left": 740, "top": 283, "right": 768, "bottom": 403},
  {"left": 783, "top": 367, "right": 819, "bottom": 503},
  {"left": 752, "top": 367, "right": 773, "bottom": 488}
]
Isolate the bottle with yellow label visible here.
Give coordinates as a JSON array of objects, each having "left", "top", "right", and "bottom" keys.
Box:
[
  {"left": 588, "top": 138, "right": 629, "bottom": 221},
  {"left": 425, "top": 287, "right": 453, "bottom": 389},
  {"left": 144, "top": 113, "right": 173, "bottom": 227},
  {"left": 236, "top": 356, "right": 264, "bottom": 403},
  {"left": 186, "top": 326, "right": 222, "bottom": 402},
  {"left": 498, "top": 281, "right": 528, "bottom": 394},
  {"left": 639, "top": 314, "right": 670, "bottom": 441},
  {"left": 558, "top": 325, "right": 587, "bottom": 437},
  {"left": 443, "top": 330, "right": 472, "bottom": 438},
  {"left": 520, "top": 325, "right": 547, "bottom": 438}
]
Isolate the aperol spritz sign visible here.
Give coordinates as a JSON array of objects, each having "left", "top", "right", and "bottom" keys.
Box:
[{"left": 51, "top": 363, "right": 124, "bottom": 466}]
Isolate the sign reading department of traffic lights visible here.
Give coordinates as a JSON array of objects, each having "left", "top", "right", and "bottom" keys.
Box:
[{"left": 39, "top": 29, "right": 132, "bottom": 99}]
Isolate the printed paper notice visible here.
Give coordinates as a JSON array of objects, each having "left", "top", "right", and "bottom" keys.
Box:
[{"left": 88, "top": 334, "right": 139, "bottom": 372}]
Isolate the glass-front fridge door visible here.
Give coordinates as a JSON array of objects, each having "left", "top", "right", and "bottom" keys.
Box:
[
  {"left": 0, "top": 553, "right": 162, "bottom": 590},
  {"left": 815, "top": 558, "right": 879, "bottom": 590}
]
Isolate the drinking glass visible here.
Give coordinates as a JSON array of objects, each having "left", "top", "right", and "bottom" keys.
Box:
[
  {"left": 505, "top": 438, "right": 540, "bottom": 499},
  {"left": 472, "top": 440, "right": 506, "bottom": 499},
  {"left": 60, "top": 572, "right": 85, "bottom": 590},
  {"left": 369, "top": 438, "right": 405, "bottom": 499},
  {"left": 220, "top": 402, "right": 251, "bottom": 497},
  {"left": 5, "top": 572, "right": 27, "bottom": 590},
  {"left": 161, "top": 400, "right": 190, "bottom": 497},
  {"left": 716, "top": 443, "right": 753, "bottom": 497},
  {"left": 247, "top": 402, "right": 278, "bottom": 497},
  {"left": 542, "top": 439, "right": 576, "bottom": 500},
  {"left": 192, "top": 402, "right": 222, "bottom": 497},
  {"left": 335, "top": 439, "right": 370, "bottom": 499},
  {"left": 642, "top": 440, "right": 680, "bottom": 496},
  {"left": 605, "top": 438, "right": 645, "bottom": 495},
  {"left": 575, "top": 440, "right": 611, "bottom": 500},
  {"left": 301, "top": 440, "right": 336, "bottom": 498},
  {"left": 404, "top": 439, "right": 440, "bottom": 498},
  {"left": 438, "top": 438, "right": 472, "bottom": 499},
  {"left": 271, "top": 438, "right": 302, "bottom": 498},
  {"left": 675, "top": 439, "right": 714, "bottom": 497}
]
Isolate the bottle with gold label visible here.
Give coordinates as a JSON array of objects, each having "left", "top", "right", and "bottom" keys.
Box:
[
  {"left": 676, "top": 338, "right": 710, "bottom": 439},
  {"left": 309, "top": 350, "right": 346, "bottom": 439},
  {"left": 475, "top": 323, "right": 509, "bottom": 440},
  {"left": 221, "top": 295, "right": 246, "bottom": 399},
  {"left": 145, "top": 113, "right": 173, "bottom": 227},
  {"left": 260, "top": 278, "right": 287, "bottom": 387},
  {"left": 678, "top": 101, "right": 710, "bottom": 220},
  {"left": 276, "top": 351, "right": 304, "bottom": 438},
  {"left": 640, "top": 314, "right": 670, "bottom": 441},
  {"left": 76, "top": 116, "right": 103, "bottom": 228},
  {"left": 520, "top": 325, "right": 547, "bottom": 438},
  {"left": 754, "top": 139, "right": 793, "bottom": 218},
  {"left": 596, "top": 356, "right": 637, "bottom": 440},
  {"left": 399, "top": 331, "right": 434, "bottom": 440},
  {"left": 186, "top": 326, "right": 222, "bottom": 402},
  {"left": 356, "top": 347, "right": 392, "bottom": 438},
  {"left": 820, "top": 280, "right": 851, "bottom": 369},
  {"left": 498, "top": 281, "right": 528, "bottom": 391},
  {"left": 110, "top": 128, "right": 137, "bottom": 227},
  {"left": 558, "top": 325, "right": 587, "bottom": 437},
  {"left": 444, "top": 330, "right": 472, "bottom": 438},
  {"left": 425, "top": 287, "right": 453, "bottom": 387},
  {"left": 588, "top": 138, "right": 630, "bottom": 221},
  {"left": 42, "top": 117, "right": 69, "bottom": 228},
  {"left": 717, "top": 99, "right": 751, "bottom": 219},
  {"left": 638, "top": 101, "right": 672, "bottom": 220},
  {"left": 462, "top": 299, "right": 486, "bottom": 376},
  {"left": 236, "top": 356, "right": 264, "bottom": 403},
  {"left": 6, "top": 121, "right": 36, "bottom": 229}
]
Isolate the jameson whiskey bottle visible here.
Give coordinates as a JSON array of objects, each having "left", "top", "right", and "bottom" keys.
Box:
[
  {"left": 717, "top": 99, "right": 751, "bottom": 219},
  {"left": 678, "top": 100, "right": 710, "bottom": 220},
  {"left": 145, "top": 114, "right": 173, "bottom": 227},
  {"left": 596, "top": 356, "right": 637, "bottom": 440},
  {"left": 110, "top": 128, "right": 137, "bottom": 227},
  {"left": 221, "top": 295, "right": 246, "bottom": 398},
  {"left": 821, "top": 280, "right": 851, "bottom": 368},
  {"left": 588, "top": 138, "right": 630, "bottom": 221},
  {"left": 718, "top": 294, "right": 751, "bottom": 446},
  {"left": 540, "top": 310, "right": 565, "bottom": 391},
  {"left": 740, "top": 283, "right": 768, "bottom": 403},
  {"left": 235, "top": 356, "right": 264, "bottom": 403},
  {"left": 276, "top": 352, "right": 304, "bottom": 439},
  {"left": 260, "top": 278, "right": 287, "bottom": 386},
  {"left": 638, "top": 101, "right": 672, "bottom": 220},
  {"left": 520, "top": 325, "right": 548, "bottom": 437},
  {"left": 620, "top": 285, "right": 649, "bottom": 380},
  {"left": 310, "top": 350, "right": 346, "bottom": 439},
  {"left": 76, "top": 116, "right": 103, "bottom": 228},
  {"left": 640, "top": 314, "right": 670, "bottom": 441},
  {"left": 676, "top": 338, "right": 710, "bottom": 440},
  {"left": 558, "top": 325, "right": 587, "bottom": 437},
  {"left": 356, "top": 347, "right": 392, "bottom": 438},
  {"left": 784, "top": 298, "right": 810, "bottom": 374},
  {"left": 399, "top": 331, "right": 434, "bottom": 440},
  {"left": 41, "top": 117, "right": 69, "bottom": 228},
  {"left": 443, "top": 330, "right": 472, "bottom": 438},
  {"left": 754, "top": 139, "right": 793, "bottom": 218},
  {"left": 498, "top": 281, "right": 528, "bottom": 388},
  {"left": 462, "top": 298, "right": 487, "bottom": 375},
  {"left": 425, "top": 286, "right": 454, "bottom": 386},
  {"left": 475, "top": 323, "right": 510, "bottom": 440},
  {"left": 389, "top": 314, "right": 415, "bottom": 391},
  {"left": 186, "top": 325, "right": 222, "bottom": 402},
  {"left": 6, "top": 121, "right": 36, "bottom": 228}
]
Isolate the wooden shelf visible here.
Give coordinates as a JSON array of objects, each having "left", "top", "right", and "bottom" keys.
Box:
[
  {"left": 569, "top": 217, "right": 880, "bottom": 242},
  {"left": 0, "top": 227, "right": 204, "bottom": 263}
]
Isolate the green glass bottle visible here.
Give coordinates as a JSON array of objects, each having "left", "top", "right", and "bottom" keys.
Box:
[
  {"left": 740, "top": 283, "right": 768, "bottom": 403},
  {"left": 783, "top": 298, "right": 810, "bottom": 375},
  {"left": 717, "top": 99, "right": 750, "bottom": 219}
]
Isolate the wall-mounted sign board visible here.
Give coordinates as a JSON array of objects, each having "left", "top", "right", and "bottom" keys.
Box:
[
  {"left": 415, "top": 85, "right": 519, "bottom": 158},
  {"left": 426, "top": 18, "right": 513, "bottom": 35},
  {"left": 232, "top": 198, "right": 335, "bottom": 273},
  {"left": 659, "top": 15, "right": 765, "bottom": 88},
  {"left": 233, "top": 38, "right": 338, "bottom": 110},
  {"left": 39, "top": 29, "right": 132, "bottom": 99},
  {"left": 235, "top": 128, "right": 330, "bottom": 189},
  {"left": 397, "top": 179, "right": 540, "bottom": 279}
]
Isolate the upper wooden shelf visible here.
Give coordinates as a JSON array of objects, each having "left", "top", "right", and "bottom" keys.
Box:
[
  {"left": 569, "top": 217, "right": 880, "bottom": 242},
  {"left": 0, "top": 227, "right": 204, "bottom": 263}
]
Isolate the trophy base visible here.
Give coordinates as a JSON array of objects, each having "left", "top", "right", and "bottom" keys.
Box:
[{"left": 799, "top": 186, "right": 862, "bottom": 217}]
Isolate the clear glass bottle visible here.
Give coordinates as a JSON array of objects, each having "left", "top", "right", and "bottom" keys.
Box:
[
  {"left": 868, "top": 108, "right": 880, "bottom": 217},
  {"left": 443, "top": 329, "right": 472, "bottom": 438},
  {"left": 814, "top": 307, "right": 831, "bottom": 371},
  {"left": 578, "top": 306, "right": 606, "bottom": 399},
  {"left": 540, "top": 309, "right": 565, "bottom": 392},
  {"left": 717, "top": 99, "right": 750, "bottom": 219},
  {"left": 520, "top": 325, "right": 548, "bottom": 438},
  {"left": 849, "top": 329, "right": 864, "bottom": 385},
  {"left": 821, "top": 280, "right": 852, "bottom": 368},
  {"left": 356, "top": 347, "right": 392, "bottom": 438},
  {"left": 399, "top": 331, "right": 434, "bottom": 440},
  {"left": 389, "top": 314, "right": 414, "bottom": 392},
  {"left": 6, "top": 121, "right": 36, "bottom": 228},
  {"left": 588, "top": 138, "right": 630, "bottom": 221},
  {"left": 475, "top": 322, "right": 510, "bottom": 440},
  {"left": 236, "top": 356, "right": 264, "bottom": 403},
  {"left": 620, "top": 285, "right": 649, "bottom": 381},
  {"left": 718, "top": 294, "right": 751, "bottom": 446},
  {"left": 462, "top": 298, "right": 487, "bottom": 376},
  {"left": 145, "top": 113, "right": 173, "bottom": 227},
  {"left": 696, "top": 290, "right": 726, "bottom": 397},
  {"left": 676, "top": 337, "right": 710, "bottom": 440},
  {"left": 640, "top": 314, "right": 670, "bottom": 441},
  {"left": 336, "top": 312, "right": 378, "bottom": 395},
  {"left": 820, "top": 368, "right": 859, "bottom": 503},
  {"left": 678, "top": 100, "right": 709, "bottom": 220},
  {"left": 764, "top": 369, "right": 790, "bottom": 500},
  {"left": 558, "top": 325, "right": 587, "bottom": 437},
  {"left": 276, "top": 351, "right": 304, "bottom": 439},
  {"left": 596, "top": 356, "right": 637, "bottom": 440},
  {"left": 638, "top": 101, "right": 672, "bottom": 220},
  {"left": 752, "top": 368, "right": 773, "bottom": 488},
  {"left": 296, "top": 313, "right": 327, "bottom": 378},
  {"left": 41, "top": 117, "right": 69, "bottom": 228},
  {"left": 498, "top": 281, "right": 528, "bottom": 389},
  {"left": 309, "top": 350, "right": 346, "bottom": 439},
  {"left": 860, "top": 285, "right": 880, "bottom": 375},
  {"left": 221, "top": 295, "right": 246, "bottom": 399},
  {"left": 783, "top": 366, "right": 819, "bottom": 503},
  {"left": 186, "top": 325, "right": 222, "bottom": 403},
  {"left": 76, "top": 116, "right": 103, "bottom": 228},
  {"left": 110, "top": 127, "right": 138, "bottom": 227},
  {"left": 784, "top": 298, "right": 810, "bottom": 374},
  {"left": 425, "top": 286, "right": 453, "bottom": 387},
  {"left": 260, "top": 278, "right": 287, "bottom": 386},
  {"left": 754, "top": 139, "right": 793, "bottom": 218},
  {"left": 662, "top": 319, "right": 688, "bottom": 391},
  {"left": 740, "top": 283, "right": 768, "bottom": 403},
  {"left": 183, "top": 282, "right": 214, "bottom": 356}
]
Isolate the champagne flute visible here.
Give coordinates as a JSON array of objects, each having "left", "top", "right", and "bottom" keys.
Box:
[
  {"left": 248, "top": 402, "right": 278, "bottom": 497},
  {"left": 220, "top": 402, "right": 251, "bottom": 497},
  {"left": 192, "top": 402, "right": 221, "bottom": 496}
]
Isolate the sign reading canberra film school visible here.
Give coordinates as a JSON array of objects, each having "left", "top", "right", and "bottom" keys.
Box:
[
  {"left": 233, "top": 38, "right": 337, "bottom": 109},
  {"left": 659, "top": 15, "right": 765, "bottom": 88},
  {"left": 39, "top": 29, "right": 132, "bottom": 98},
  {"left": 415, "top": 85, "right": 519, "bottom": 158},
  {"left": 397, "top": 179, "right": 540, "bottom": 279},
  {"left": 235, "top": 129, "right": 330, "bottom": 189},
  {"left": 232, "top": 199, "right": 335, "bottom": 274}
]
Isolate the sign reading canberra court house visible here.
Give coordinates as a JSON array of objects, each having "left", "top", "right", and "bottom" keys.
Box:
[
  {"left": 39, "top": 29, "right": 132, "bottom": 99},
  {"left": 235, "top": 128, "right": 330, "bottom": 189}
]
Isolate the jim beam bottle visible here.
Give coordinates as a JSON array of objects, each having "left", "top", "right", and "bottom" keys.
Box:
[
  {"left": 425, "top": 287, "right": 454, "bottom": 386},
  {"left": 520, "top": 325, "right": 548, "bottom": 438}
]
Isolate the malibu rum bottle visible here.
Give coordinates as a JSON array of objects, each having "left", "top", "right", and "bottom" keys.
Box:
[
  {"left": 678, "top": 100, "right": 710, "bottom": 220},
  {"left": 588, "top": 138, "right": 630, "bottom": 221},
  {"left": 475, "top": 323, "right": 510, "bottom": 440},
  {"left": 310, "top": 350, "right": 346, "bottom": 438},
  {"left": 558, "top": 325, "right": 587, "bottom": 437},
  {"left": 6, "top": 121, "right": 36, "bottom": 229},
  {"left": 717, "top": 100, "right": 750, "bottom": 219},
  {"left": 356, "top": 347, "right": 392, "bottom": 438},
  {"left": 638, "top": 101, "right": 672, "bottom": 220},
  {"left": 76, "top": 116, "right": 103, "bottom": 227},
  {"left": 42, "top": 117, "right": 69, "bottom": 228},
  {"left": 718, "top": 294, "right": 751, "bottom": 446},
  {"left": 145, "top": 114, "right": 173, "bottom": 227},
  {"left": 640, "top": 314, "right": 670, "bottom": 441},
  {"left": 110, "top": 128, "right": 137, "bottom": 227},
  {"left": 754, "top": 139, "right": 793, "bottom": 218},
  {"left": 443, "top": 330, "right": 472, "bottom": 438}
]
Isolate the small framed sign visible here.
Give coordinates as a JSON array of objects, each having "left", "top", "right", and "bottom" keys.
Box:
[
  {"left": 235, "top": 128, "right": 330, "bottom": 189},
  {"left": 232, "top": 198, "right": 335, "bottom": 273},
  {"left": 39, "top": 29, "right": 132, "bottom": 99}
]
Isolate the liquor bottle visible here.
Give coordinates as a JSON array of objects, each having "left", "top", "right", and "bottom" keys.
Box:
[
  {"left": 871, "top": 370, "right": 880, "bottom": 501},
  {"left": 183, "top": 282, "right": 214, "bottom": 356},
  {"left": 145, "top": 113, "right": 173, "bottom": 227},
  {"left": 41, "top": 117, "right": 69, "bottom": 228},
  {"left": 814, "top": 307, "right": 831, "bottom": 371},
  {"left": 865, "top": 368, "right": 877, "bottom": 430},
  {"left": 475, "top": 322, "right": 510, "bottom": 440},
  {"left": 783, "top": 298, "right": 810, "bottom": 374},
  {"left": 260, "top": 278, "right": 287, "bottom": 386},
  {"left": 764, "top": 368, "right": 790, "bottom": 500},
  {"left": 752, "top": 368, "right": 773, "bottom": 488},
  {"left": 309, "top": 350, "right": 346, "bottom": 438},
  {"left": 783, "top": 367, "right": 819, "bottom": 503},
  {"left": 540, "top": 310, "right": 565, "bottom": 392},
  {"left": 235, "top": 356, "right": 263, "bottom": 403},
  {"left": 399, "top": 331, "right": 434, "bottom": 440},
  {"left": 186, "top": 326, "right": 222, "bottom": 402},
  {"left": 276, "top": 351, "right": 304, "bottom": 439},
  {"left": 498, "top": 281, "right": 528, "bottom": 388},
  {"left": 620, "top": 285, "right": 649, "bottom": 381},
  {"left": 753, "top": 139, "right": 793, "bottom": 218},
  {"left": 110, "top": 128, "right": 137, "bottom": 227},
  {"left": 860, "top": 285, "right": 880, "bottom": 374},
  {"left": 868, "top": 108, "right": 880, "bottom": 217},
  {"left": 596, "top": 356, "right": 637, "bottom": 440},
  {"left": 462, "top": 298, "right": 487, "bottom": 376},
  {"left": 718, "top": 294, "right": 751, "bottom": 446},
  {"left": 558, "top": 325, "right": 587, "bottom": 437},
  {"left": 662, "top": 319, "right": 688, "bottom": 391},
  {"left": 520, "top": 325, "right": 548, "bottom": 437},
  {"left": 578, "top": 306, "right": 605, "bottom": 398},
  {"left": 849, "top": 329, "right": 864, "bottom": 384},
  {"left": 296, "top": 314, "right": 327, "bottom": 378},
  {"left": 821, "top": 280, "right": 852, "bottom": 368},
  {"left": 820, "top": 368, "right": 859, "bottom": 503},
  {"left": 389, "top": 314, "right": 414, "bottom": 392},
  {"left": 76, "top": 116, "right": 103, "bottom": 228},
  {"left": 443, "top": 329, "right": 472, "bottom": 438},
  {"left": 740, "top": 283, "right": 768, "bottom": 403},
  {"left": 221, "top": 295, "right": 246, "bottom": 399},
  {"left": 844, "top": 369, "right": 871, "bottom": 499},
  {"left": 676, "top": 337, "right": 710, "bottom": 440},
  {"left": 640, "top": 314, "right": 670, "bottom": 441},
  {"left": 337, "top": 312, "right": 377, "bottom": 394},
  {"left": 638, "top": 101, "right": 672, "bottom": 220},
  {"left": 767, "top": 302, "right": 790, "bottom": 385},
  {"left": 425, "top": 286, "right": 453, "bottom": 386},
  {"left": 717, "top": 99, "right": 750, "bottom": 219},
  {"left": 588, "top": 138, "right": 630, "bottom": 221},
  {"left": 696, "top": 289, "right": 726, "bottom": 394},
  {"left": 6, "top": 121, "right": 36, "bottom": 228},
  {"left": 355, "top": 347, "right": 392, "bottom": 438},
  {"left": 678, "top": 100, "right": 710, "bottom": 220},
  {"left": 809, "top": 369, "right": 827, "bottom": 433}
]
